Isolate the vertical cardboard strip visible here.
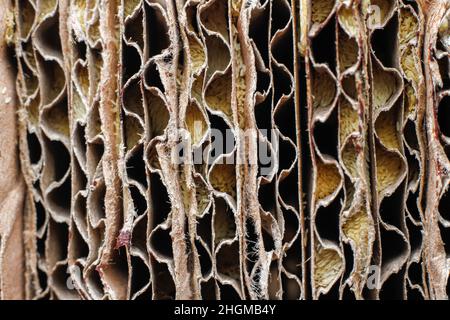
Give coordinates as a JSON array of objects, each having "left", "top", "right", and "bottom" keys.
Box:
[{"left": 0, "top": 0, "right": 26, "bottom": 300}]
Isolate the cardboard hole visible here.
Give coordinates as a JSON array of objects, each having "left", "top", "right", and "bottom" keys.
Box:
[
  {"left": 438, "top": 222, "right": 450, "bottom": 256},
  {"left": 258, "top": 179, "right": 276, "bottom": 213},
  {"left": 43, "top": 137, "right": 70, "bottom": 182},
  {"left": 200, "top": 0, "right": 229, "bottom": 39},
  {"left": 150, "top": 226, "right": 173, "bottom": 259},
  {"left": 130, "top": 184, "right": 147, "bottom": 216},
  {"left": 146, "top": 91, "right": 169, "bottom": 139},
  {"left": 124, "top": 115, "right": 143, "bottom": 151},
  {"left": 145, "top": 3, "right": 170, "bottom": 58},
  {"left": 311, "top": 16, "right": 336, "bottom": 71},
  {"left": 439, "top": 189, "right": 450, "bottom": 222},
  {"left": 144, "top": 61, "right": 164, "bottom": 92},
  {"left": 189, "top": 35, "right": 206, "bottom": 74},
  {"left": 197, "top": 209, "right": 212, "bottom": 248},
  {"left": 249, "top": 3, "right": 270, "bottom": 65},
  {"left": 278, "top": 164, "right": 300, "bottom": 208},
  {"left": 311, "top": 68, "right": 336, "bottom": 110},
  {"left": 371, "top": 16, "right": 398, "bottom": 68},
  {"left": 342, "top": 242, "right": 354, "bottom": 282},
  {"left": 41, "top": 98, "right": 70, "bottom": 139},
  {"left": 195, "top": 177, "right": 210, "bottom": 216},
  {"left": 342, "top": 142, "right": 358, "bottom": 178},
  {"left": 320, "top": 280, "right": 340, "bottom": 299},
  {"left": 214, "top": 197, "right": 236, "bottom": 244},
  {"left": 283, "top": 237, "right": 302, "bottom": 276},
  {"left": 338, "top": 5, "right": 357, "bottom": 38},
  {"left": 37, "top": 57, "right": 65, "bottom": 105},
  {"left": 281, "top": 272, "right": 301, "bottom": 299},
  {"left": 314, "top": 107, "right": 339, "bottom": 158},
  {"left": 123, "top": 79, "right": 144, "bottom": 120},
  {"left": 185, "top": 100, "right": 207, "bottom": 146},
  {"left": 338, "top": 29, "right": 358, "bottom": 70},
  {"left": 35, "top": 199, "right": 47, "bottom": 235},
  {"left": 339, "top": 98, "right": 358, "bottom": 145},
  {"left": 126, "top": 144, "right": 147, "bottom": 188},
  {"left": 379, "top": 268, "right": 405, "bottom": 299},
  {"left": 438, "top": 95, "right": 450, "bottom": 137},
  {"left": 73, "top": 122, "right": 87, "bottom": 167},
  {"left": 278, "top": 137, "right": 296, "bottom": 171},
  {"left": 21, "top": 58, "right": 39, "bottom": 95},
  {"left": 195, "top": 240, "right": 212, "bottom": 278},
  {"left": 87, "top": 180, "right": 106, "bottom": 225},
  {"left": 272, "top": 63, "right": 292, "bottom": 105},
  {"left": 210, "top": 162, "right": 236, "bottom": 198},
  {"left": 85, "top": 268, "right": 104, "bottom": 299},
  {"left": 274, "top": 99, "right": 296, "bottom": 141},
  {"left": 18, "top": 0, "right": 36, "bottom": 39},
  {"left": 314, "top": 247, "right": 343, "bottom": 291},
  {"left": 380, "top": 185, "right": 404, "bottom": 229},
  {"left": 130, "top": 255, "right": 150, "bottom": 296},
  {"left": 73, "top": 194, "right": 88, "bottom": 239},
  {"left": 23, "top": 39, "right": 37, "bottom": 71},
  {"left": 342, "top": 74, "right": 357, "bottom": 100},
  {"left": 315, "top": 160, "right": 341, "bottom": 200},
  {"left": 72, "top": 157, "right": 87, "bottom": 197},
  {"left": 283, "top": 206, "right": 299, "bottom": 244},
  {"left": 123, "top": 44, "right": 141, "bottom": 82},
  {"left": 86, "top": 141, "right": 103, "bottom": 178},
  {"left": 343, "top": 211, "right": 370, "bottom": 248},
  {"left": 370, "top": 0, "right": 395, "bottom": 28},
  {"left": 408, "top": 262, "right": 423, "bottom": 287},
  {"left": 125, "top": 7, "right": 144, "bottom": 48},
  {"left": 185, "top": 2, "right": 200, "bottom": 35},
  {"left": 216, "top": 241, "right": 240, "bottom": 281},
  {"left": 27, "top": 129, "right": 42, "bottom": 165},
  {"left": 268, "top": 261, "right": 281, "bottom": 299},
  {"left": 272, "top": 24, "right": 295, "bottom": 70},
  {"left": 372, "top": 61, "right": 399, "bottom": 110},
  {"left": 204, "top": 71, "right": 232, "bottom": 119},
  {"left": 380, "top": 228, "right": 408, "bottom": 269},
  {"left": 46, "top": 176, "right": 71, "bottom": 221},
  {"left": 46, "top": 219, "right": 69, "bottom": 268},
  {"left": 315, "top": 192, "right": 342, "bottom": 242},
  {"left": 34, "top": 12, "right": 61, "bottom": 56},
  {"left": 150, "top": 172, "right": 171, "bottom": 227},
  {"left": 74, "top": 61, "right": 89, "bottom": 100},
  {"left": 37, "top": 229, "right": 46, "bottom": 257},
  {"left": 201, "top": 278, "right": 217, "bottom": 300},
  {"left": 245, "top": 217, "right": 259, "bottom": 273},
  {"left": 218, "top": 282, "right": 241, "bottom": 300},
  {"left": 375, "top": 106, "right": 401, "bottom": 150},
  {"left": 375, "top": 143, "right": 404, "bottom": 194},
  {"left": 311, "top": 0, "right": 334, "bottom": 26},
  {"left": 151, "top": 259, "right": 175, "bottom": 299},
  {"left": 131, "top": 200, "right": 147, "bottom": 239},
  {"left": 70, "top": 221, "right": 89, "bottom": 260},
  {"left": 51, "top": 264, "right": 81, "bottom": 299},
  {"left": 37, "top": 267, "right": 48, "bottom": 293},
  {"left": 205, "top": 35, "right": 230, "bottom": 78}
]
